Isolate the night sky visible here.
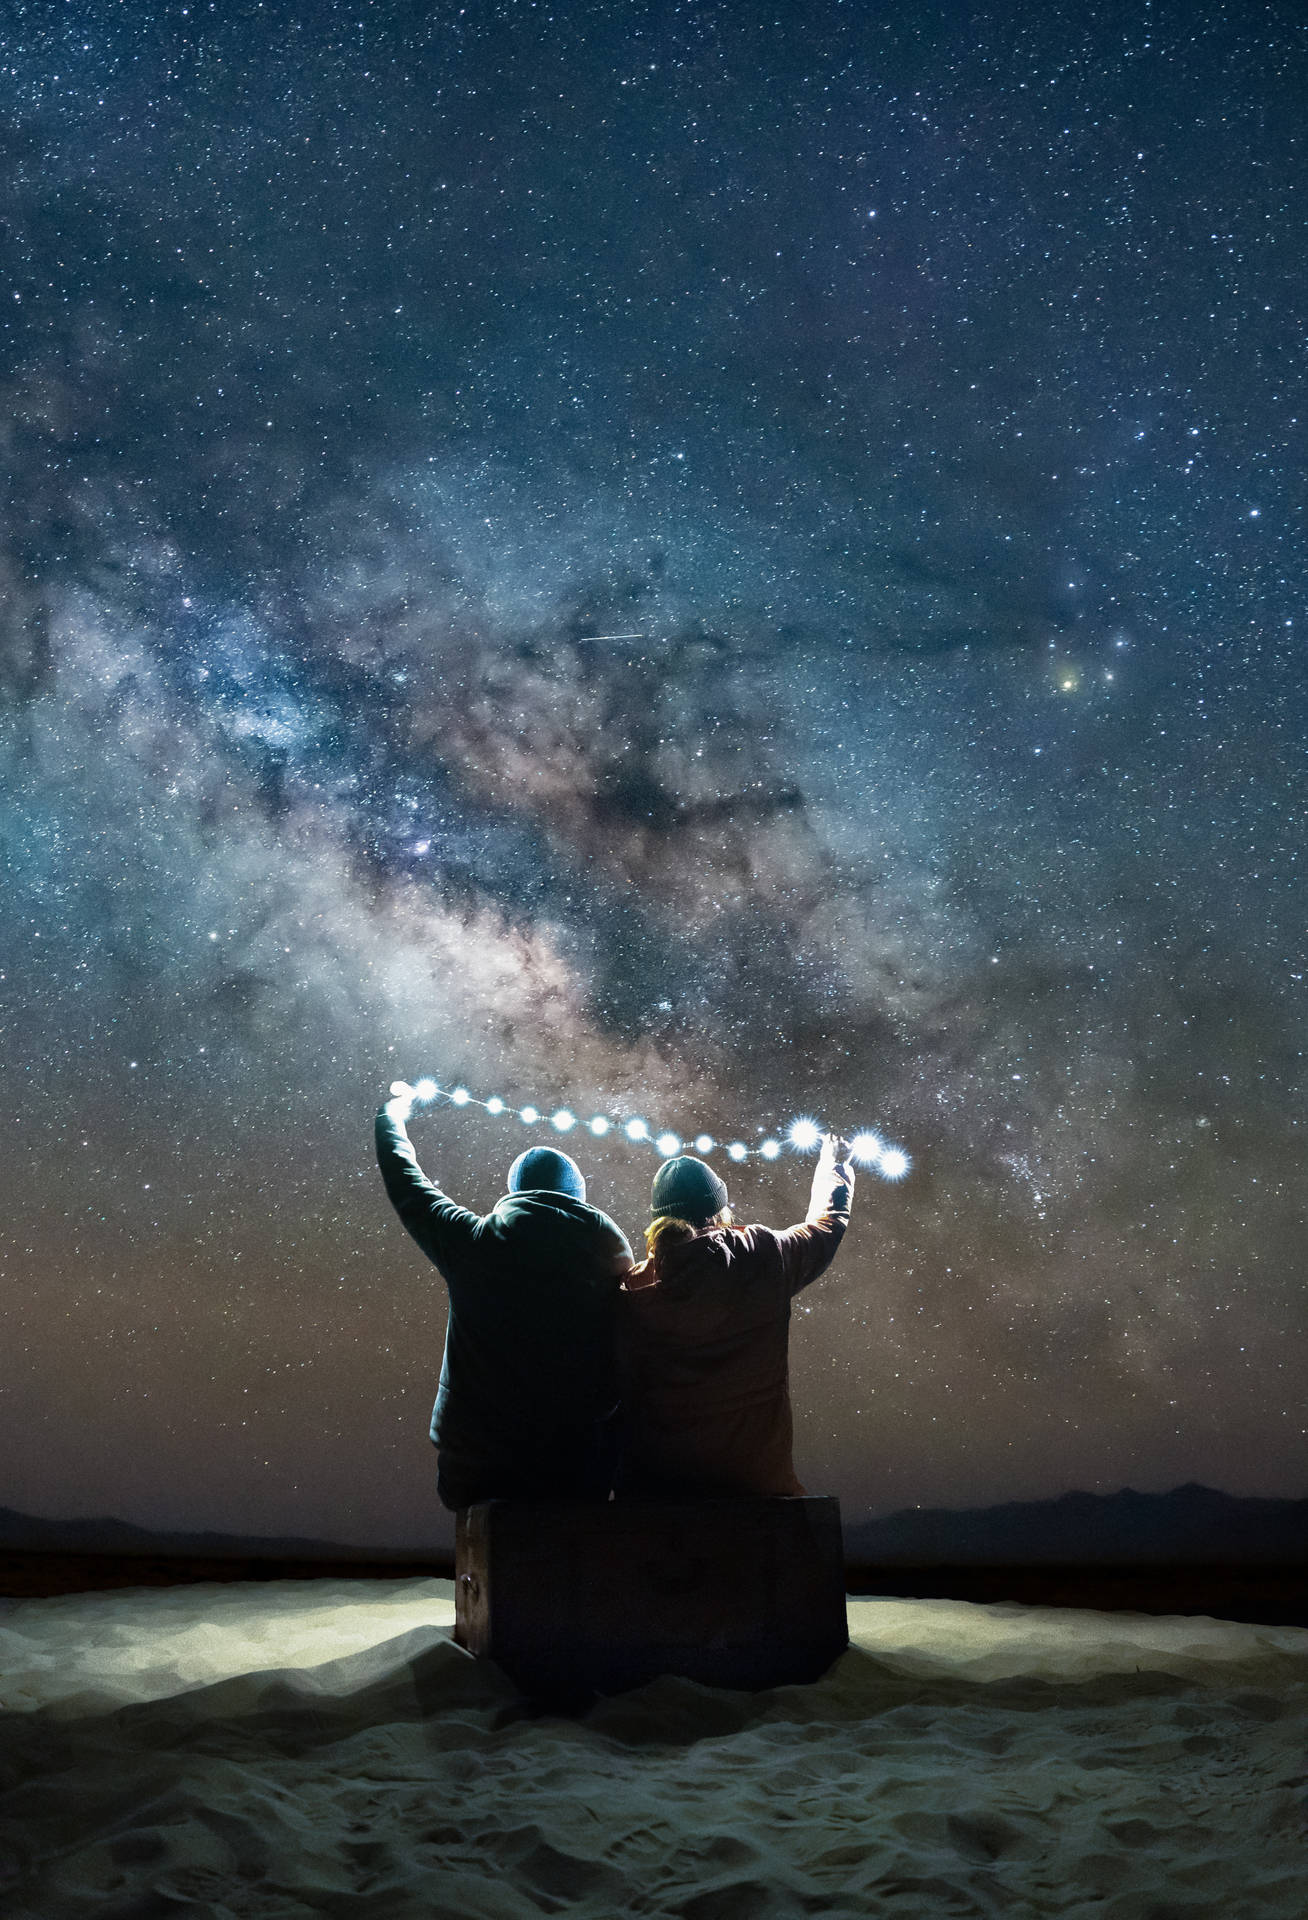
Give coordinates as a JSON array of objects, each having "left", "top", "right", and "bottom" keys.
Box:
[{"left": 1, "top": 1, "right": 1303, "bottom": 1551}]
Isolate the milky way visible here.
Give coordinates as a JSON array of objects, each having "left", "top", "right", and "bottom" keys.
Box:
[{"left": 1, "top": 1, "right": 1303, "bottom": 1547}]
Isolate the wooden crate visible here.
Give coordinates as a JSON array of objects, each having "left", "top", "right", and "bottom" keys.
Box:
[{"left": 455, "top": 1495, "right": 847, "bottom": 1699}]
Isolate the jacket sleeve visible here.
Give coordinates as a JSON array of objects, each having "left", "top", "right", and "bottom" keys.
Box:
[
  {"left": 600, "top": 1219, "right": 637, "bottom": 1276},
  {"left": 771, "top": 1150, "right": 854, "bottom": 1297},
  {"left": 375, "top": 1103, "right": 481, "bottom": 1273}
]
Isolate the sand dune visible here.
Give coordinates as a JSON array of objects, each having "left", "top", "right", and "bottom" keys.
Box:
[{"left": 2, "top": 1579, "right": 1306, "bottom": 1917}]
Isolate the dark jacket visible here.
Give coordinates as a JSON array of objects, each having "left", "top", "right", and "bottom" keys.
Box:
[
  {"left": 375, "top": 1105, "right": 633, "bottom": 1505},
  {"left": 617, "top": 1154, "right": 853, "bottom": 1497}
]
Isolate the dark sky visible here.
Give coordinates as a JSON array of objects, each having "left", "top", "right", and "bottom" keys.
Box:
[{"left": 1, "top": 0, "right": 1303, "bottom": 1549}]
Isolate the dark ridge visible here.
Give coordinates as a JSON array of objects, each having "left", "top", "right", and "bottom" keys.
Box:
[
  {"left": 0, "top": 1506, "right": 432, "bottom": 1561},
  {"left": 844, "top": 1483, "right": 1308, "bottom": 1568},
  {"left": 3, "top": 1495, "right": 1306, "bottom": 1623},
  {"left": 6, "top": 1483, "right": 1306, "bottom": 1572}
]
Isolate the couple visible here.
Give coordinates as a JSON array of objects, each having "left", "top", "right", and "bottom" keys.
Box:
[{"left": 376, "top": 1084, "right": 855, "bottom": 1510}]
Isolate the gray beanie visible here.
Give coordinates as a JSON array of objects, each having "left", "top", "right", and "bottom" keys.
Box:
[{"left": 650, "top": 1155, "right": 729, "bottom": 1225}]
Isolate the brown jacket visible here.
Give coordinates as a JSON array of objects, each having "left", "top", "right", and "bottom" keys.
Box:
[{"left": 617, "top": 1153, "right": 853, "bottom": 1497}]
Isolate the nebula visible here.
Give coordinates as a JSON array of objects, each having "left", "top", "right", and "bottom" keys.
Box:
[{"left": 1, "top": 0, "right": 1303, "bottom": 1546}]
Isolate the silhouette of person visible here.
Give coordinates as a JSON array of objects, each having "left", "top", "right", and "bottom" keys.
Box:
[
  {"left": 376, "top": 1083, "right": 634, "bottom": 1508},
  {"left": 617, "top": 1137, "right": 853, "bottom": 1497}
]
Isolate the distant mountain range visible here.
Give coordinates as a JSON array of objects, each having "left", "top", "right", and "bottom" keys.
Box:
[
  {"left": 0, "top": 1508, "right": 429, "bottom": 1562},
  {"left": 2, "top": 1484, "right": 1304, "bottom": 1567},
  {"left": 843, "top": 1484, "right": 1308, "bottom": 1567}
]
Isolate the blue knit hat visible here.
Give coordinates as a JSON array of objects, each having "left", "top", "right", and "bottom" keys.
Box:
[
  {"left": 650, "top": 1155, "right": 729, "bottom": 1225},
  {"left": 507, "top": 1146, "right": 586, "bottom": 1202}
]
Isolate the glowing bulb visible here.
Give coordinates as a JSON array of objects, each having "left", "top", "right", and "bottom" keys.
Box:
[
  {"left": 520, "top": 1106, "right": 540, "bottom": 1125},
  {"left": 625, "top": 1119, "right": 649, "bottom": 1142},
  {"left": 588, "top": 1115, "right": 611, "bottom": 1135},
  {"left": 485, "top": 1097, "right": 505, "bottom": 1115},
  {"left": 728, "top": 1142, "right": 748, "bottom": 1162},
  {"left": 788, "top": 1119, "right": 821, "bottom": 1152},
  {"left": 655, "top": 1132, "right": 681, "bottom": 1157},
  {"left": 850, "top": 1131, "right": 882, "bottom": 1164},
  {"left": 878, "top": 1146, "right": 911, "bottom": 1182},
  {"left": 694, "top": 1134, "right": 715, "bottom": 1154},
  {"left": 413, "top": 1078, "right": 438, "bottom": 1103},
  {"left": 760, "top": 1139, "right": 781, "bottom": 1160},
  {"left": 551, "top": 1109, "right": 576, "bottom": 1132},
  {"left": 450, "top": 1086, "right": 470, "bottom": 1106}
]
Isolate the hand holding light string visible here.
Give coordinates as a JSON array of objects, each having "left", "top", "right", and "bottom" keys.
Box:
[
  {"left": 387, "top": 1080, "right": 912, "bottom": 1182},
  {"left": 819, "top": 1130, "right": 853, "bottom": 1167}
]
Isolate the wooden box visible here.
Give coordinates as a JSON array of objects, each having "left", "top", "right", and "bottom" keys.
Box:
[{"left": 455, "top": 1495, "right": 847, "bottom": 1699}]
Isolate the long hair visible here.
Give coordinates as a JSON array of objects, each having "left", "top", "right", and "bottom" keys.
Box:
[{"left": 644, "top": 1209, "right": 734, "bottom": 1276}]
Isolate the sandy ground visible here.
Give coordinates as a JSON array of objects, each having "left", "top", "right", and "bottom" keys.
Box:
[{"left": 2, "top": 1579, "right": 1307, "bottom": 1918}]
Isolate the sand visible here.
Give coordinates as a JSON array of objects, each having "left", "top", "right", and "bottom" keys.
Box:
[{"left": 2, "top": 1579, "right": 1306, "bottom": 1918}]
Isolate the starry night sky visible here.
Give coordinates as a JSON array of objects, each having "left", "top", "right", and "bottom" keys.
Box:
[{"left": 1, "top": 0, "right": 1303, "bottom": 1550}]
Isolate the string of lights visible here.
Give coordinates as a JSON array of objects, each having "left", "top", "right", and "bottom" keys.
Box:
[{"left": 388, "top": 1079, "right": 912, "bottom": 1181}]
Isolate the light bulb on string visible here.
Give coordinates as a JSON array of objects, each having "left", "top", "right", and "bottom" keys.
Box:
[{"left": 395, "top": 1076, "right": 912, "bottom": 1181}]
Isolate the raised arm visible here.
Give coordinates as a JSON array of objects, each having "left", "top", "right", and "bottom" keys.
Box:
[
  {"left": 374, "top": 1083, "right": 481, "bottom": 1270},
  {"left": 774, "top": 1132, "right": 855, "bottom": 1295}
]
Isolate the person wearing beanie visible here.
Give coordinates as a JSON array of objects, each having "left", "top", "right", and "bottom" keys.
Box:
[
  {"left": 376, "top": 1084, "right": 634, "bottom": 1509},
  {"left": 617, "top": 1134, "right": 854, "bottom": 1498}
]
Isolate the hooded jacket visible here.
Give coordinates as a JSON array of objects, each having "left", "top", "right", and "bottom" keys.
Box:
[
  {"left": 617, "top": 1151, "right": 853, "bottom": 1497},
  {"left": 375, "top": 1105, "right": 633, "bottom": 1502}
]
